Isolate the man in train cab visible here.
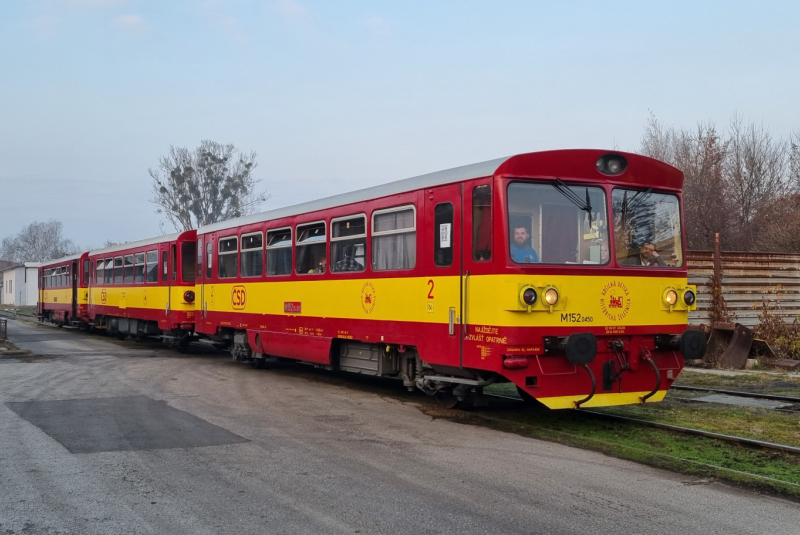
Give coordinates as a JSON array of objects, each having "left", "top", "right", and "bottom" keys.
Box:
[
  {"left": 510, "top": 225, "right": 539, "bottom": 263},
  {"left": 625, "top": 242, "right": 667, "bottom": 267},
  {"left": 310, "top": 255, "right": 326, "bottom": 274}
]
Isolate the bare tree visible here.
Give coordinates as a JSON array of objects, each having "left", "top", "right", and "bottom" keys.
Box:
[
  {"left": 789, "top": 129, "right": 800, "bottom": 192},
  {"left": 150, "top": 140, "right": 268, "bottom": 231},
  {"left": 725, "top": 115, "right": 789, "bottom": 248},
  {"left": 0, "top": 220, "right": 79, "bottom": 263}
]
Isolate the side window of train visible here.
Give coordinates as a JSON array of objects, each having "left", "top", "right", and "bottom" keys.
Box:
[
  {"left": 181, "top": 242, "right": 196, "bottom": 282},
  {"left": 472, "top": 184, "right": 492, "bottom": 262},
  {"left": 171, "top": 244, "right": 177, "bottom": 281},
  {"left": 266, "top": 227, "right": 292, "bottom": 276},
  {"left": 295, "top": 222, "right": 327, "bottom": 274},
  {"left": 331, "top": 215, "right": 366, "bottom": 273},
  {"left": 206, "top": 242, "right": 213, "bottom": 279},
  {"left": 218, "top": 236, "right": 238, "bottom": 278},
  {"left": 83, "top": 259, "right": 89, "bottom": 285},
  {"left": 372, "top": 205, "right": 416, "bottom": 271},
  {"left": 162, "top": 251, "right": 168, "bottom": 282},
  {"left": 433, "top": 203, "right": 453, "bottom": 267},
  {"left": 114, "top": 257, "right": 123, "bottom": 284},
  {"left": 146, "top": 250, "right": 158, "bottom": 283},
  {"left": 134, "top": 253, "right": 145, "bottom": 284},
  {"left": 105, "top": 258, "right": 113, "bottom": 284},
  {"left": 240, "top": 232, "right": 264, "bottom": 278},
  {"left": 123, "top": 255, "right": 134, "bottom": 284},
  {"left": 197, "top": 238, "right": 203, "bottom": 279}
]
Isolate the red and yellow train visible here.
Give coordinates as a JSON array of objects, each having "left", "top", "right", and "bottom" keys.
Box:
[{"left": 39, "top": 149, "right": 705, "bottom": 408}]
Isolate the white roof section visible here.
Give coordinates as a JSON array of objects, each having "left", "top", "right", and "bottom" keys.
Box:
[
  {"left": 198, "top": 156, "right": 510, "bottom": 235},
  {"left": 39, "top": 253, "right": 83, "bottom": 267},
  {"left": 89, "top": 232, "right": 184, "bottom": 256},
  {"left": 23, "top": 262, "right": 42, "bottom": 268}
]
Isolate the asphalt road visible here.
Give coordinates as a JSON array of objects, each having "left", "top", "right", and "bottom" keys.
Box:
[{"left": 1, "top": 317, "right": 798, "bottom": 535}]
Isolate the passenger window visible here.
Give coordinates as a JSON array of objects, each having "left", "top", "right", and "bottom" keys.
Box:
[
  {"left": 206, "top": 242, "right": 212, "bottom": 279},
  {"left": 240, "top": 232, "right": 264, "bottom": 278},
  {"left": 433, "top": 203, "right": 453, "bottom": 267},
  {"left": 146, "top": 250, "right": 158, "bottom": 283},
  {"left": 295, "top": 222, "right": 326, "bottom": 274},
  {"left": 123, "top": 255, "right": 134, "bottom": 284},
  {"left": 114, "top": 257, "right": 123, "bottom": 284},
  {"left": 331, "top": 215, "right": 366, "bottom": 273},
  {"left": 472, "top": 185, "right": 492, "bottom": 262},
  {"left": 134, "top": 253, "right": 145, "bottom": 283},
  {"left": 372, "top": 206, "right": 416, "bottom": 270},
  {"left": 197, "top": 238, "right": 203, "bottom": 279},
  {"left": 266, "top": 228, "right": 292, "bottom": 276},
  {"left": 105, "top": 258, "right": 113, "bottom": 284},
  {"left": 218, "top": 237, "right": 238, "bottom": 278},
  {"left": 181, "top": 242, "right": 196, "bottom": 282},
  {"left": 172, "top": 244, "right": 177, "bottom": 281}
]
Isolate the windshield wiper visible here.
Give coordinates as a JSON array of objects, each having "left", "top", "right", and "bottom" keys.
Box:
[
  {"left": 626, "top": 187, "right": 652, "bottom": 213},
  {"left": 553, "top": 179, "right": 593, "bottom": 229}
]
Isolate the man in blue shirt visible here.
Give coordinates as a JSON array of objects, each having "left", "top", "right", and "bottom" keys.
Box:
[{"left": 510, "top": 225, "right": 539, "bottom": 263}]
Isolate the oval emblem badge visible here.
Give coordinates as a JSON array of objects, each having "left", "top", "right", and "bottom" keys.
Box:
[{"left": 232, "top": 285, "right": 247, "bottom": 310}]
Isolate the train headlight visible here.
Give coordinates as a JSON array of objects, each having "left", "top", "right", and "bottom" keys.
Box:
[
  {"left": 184, "top": 290, "right": 195, "bottom": 303},
  {"left": 663, "top": 289, "right": 678, "bottom": 307},
  {"left": 683, "top": 289, "right": 696, "bottom": 307},
  {"left": 520, "top": 286, "right": 538, "bottom": 307},
  {"left": 595, "top": 154, "right": 628, "bottom": 176},
  {"left": 544, "top": 287, "right": 559, "bottom": 306}
]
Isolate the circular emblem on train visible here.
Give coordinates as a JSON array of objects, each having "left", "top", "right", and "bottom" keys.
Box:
[
  {"left": 600, "top": 280, "right": 631, "bottom": 321},
  {"left": 360, "top": 282, "right": 376, "bottom": 314}
]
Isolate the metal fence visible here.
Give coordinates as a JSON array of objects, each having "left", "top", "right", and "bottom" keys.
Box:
[{"left": 688, "top": 243, "right": 800, "bottom": 327}]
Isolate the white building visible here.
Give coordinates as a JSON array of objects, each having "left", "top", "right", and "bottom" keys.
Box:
[{"left": 0, "top": 263, "right": 41, "bottom": 306}]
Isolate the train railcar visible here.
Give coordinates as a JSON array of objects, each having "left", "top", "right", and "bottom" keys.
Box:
[
  {"left": 87, "top": 231, "right": 197, "bottom": 349},
  {"left": 202, "top": 150, "right": 705, "bottom": 408},
  {"left": 38, "top": 252, "right": 91, "bottom": 328}
]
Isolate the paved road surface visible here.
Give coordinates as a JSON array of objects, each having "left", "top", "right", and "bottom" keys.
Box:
[{"left": 1, "top": 318, "right": 798, "bottom": 534}]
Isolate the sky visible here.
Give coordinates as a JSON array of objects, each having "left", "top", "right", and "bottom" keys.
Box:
[{"left": 1, "top": 0, "right": 799, "bottom": 250}]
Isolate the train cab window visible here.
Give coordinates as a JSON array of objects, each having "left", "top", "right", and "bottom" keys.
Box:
[
  {"left": 266, "top": 228, "right": 292, "bottom": 276},
  {"left": 433, "top": 203, "right": 454, "bottom": 267},
  {"left": 83, "top": 260, "right": 89, "bottom": 285},
  {"left": 123, "top": 255, "right": 134, "bottom": 284},
  {"left": 218, "top": 237, "right": 238, "bottom": 278},
  {"left": 181, "top": 242, "right": 196, "bottom": 282},
  {"left": 146, "top": 250, "right": 158, "bottom": 283},
  {"left": 612, "top": 189, "right": 683, "bottom": 268},
  {"left": 507, "top": 182, "right": 609, "bottom": 265},
  {"left": 472, "top": 185, "right": 492, "bottom": 262},
  {"left": 113, "top": 258, "right": 123, "bottom": 284},
  {"left": 372, "top": 206, "right": 416, "bottom": 271},
  {"left": 105, "top": 258, "right": 113, "bottom": 284},
  {"left": 295, "top": 222, "right": 326, "bottom": 274},
  {"left": 240, "top": 232, "right": 263, "bottom": 278},
  {"left": 134, "top": 253, "right": 145, "bottom": 283},
  {"left": 331, "top": 215, "right": 366, "bottom": 273},
  {"left": 162, "top": 251, "right": 168, "bottom": 282}
]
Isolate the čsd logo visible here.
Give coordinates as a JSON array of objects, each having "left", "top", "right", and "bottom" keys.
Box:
[{"left": 231, "top": 286, "right": 247, "bottom": 310}]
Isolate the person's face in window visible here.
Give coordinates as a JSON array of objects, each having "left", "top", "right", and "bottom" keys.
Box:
[
  {"left": 513, "top": 227, "right": 529, "bottom": 246},
  {"left": 641, "top": 244, "right": 656, "bottom": 258}
]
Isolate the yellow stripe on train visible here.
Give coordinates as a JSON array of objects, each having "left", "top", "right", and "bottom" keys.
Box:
[
  {"left": 88, "top": 286, "right": 195, "bottom": 312},
  {"left": 200, "top": 274, "right": 692, "bottom": 328},
  {"left": 537, "top": 390, "right": 668, "bottom": 409}
]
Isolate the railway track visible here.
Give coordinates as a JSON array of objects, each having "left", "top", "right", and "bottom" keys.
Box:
[
  {"left": 481, "top": 393, "right": 800, "bottom": 456},
  {"left": 671, "top": 385, "right": 800, "bottom": 405}
]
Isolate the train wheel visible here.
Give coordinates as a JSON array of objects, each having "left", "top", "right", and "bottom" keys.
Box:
[
  {"left": 177, "top": 336, "right": 191, "bottom": 354},
  {"left": 435, "top": 391, "right": 463, "bottom": 409}
]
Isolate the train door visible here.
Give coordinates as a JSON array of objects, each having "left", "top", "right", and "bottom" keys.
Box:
[
  {"left": 160, "top": 243, "right": 170, "bottom": 317},
  {"left": 425, "top": 184, "right": 463, "bottom": 364},
  {"left": 71, "top": 260, "right": 78, "bottom": 319},
  {"left": 200, "top": 233, "right": 215, "bottom": 321}
]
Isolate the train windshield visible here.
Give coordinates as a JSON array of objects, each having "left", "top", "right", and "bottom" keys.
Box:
[
  {"left": 507, "top": 182, "right": 610, "bottom": 265},
  {"left": 612, "top": 188, "right": 683, "bottom": 268}
]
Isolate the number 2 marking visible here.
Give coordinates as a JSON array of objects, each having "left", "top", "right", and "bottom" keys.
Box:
[{"left": 427, "top": 279, "right": 434, "bottom": 299}]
